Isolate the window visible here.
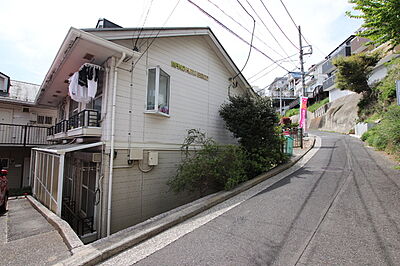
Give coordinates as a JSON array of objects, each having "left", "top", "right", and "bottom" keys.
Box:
[
  {"left": 0, "top": 158, "right": 9, "bottom": 169},
  {"left": 37, "top": 115, "right": 44, "bottom": 124},
  {"left": 45, "top": 116, "right": 53, "bottom": 125},
  {"left": 146, "top": 67, "right": 170, "bottom": 115},
  {"left": 37, "top": 115, "right": 53, "bottom": 125}
]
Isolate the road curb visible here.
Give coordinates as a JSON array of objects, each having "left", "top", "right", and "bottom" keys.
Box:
[
  {"left": 57, "top": 137, "right": 316, "bottom": 266},
  {"left": 26, "top": 195, "right": 84, "bottom": 252}
]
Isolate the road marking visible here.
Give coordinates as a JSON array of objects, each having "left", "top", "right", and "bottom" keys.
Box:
[{"left": 100, "top": 202, "right": 242, "bottom": 265}]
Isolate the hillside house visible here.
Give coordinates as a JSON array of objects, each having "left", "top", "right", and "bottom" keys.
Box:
[{"left": 30, "top": 19, "right": 253, "bottom": 242}]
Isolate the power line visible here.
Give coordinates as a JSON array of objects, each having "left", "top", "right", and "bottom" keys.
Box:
[
  {"left": 251, "top": 64, "right": 280, "bottom": 83},
  {"left": 187, "top": 0, "right": 291, "bottom": 72},
  {"left": 232, "top": 0, "right": 255, "bottom": 79},
  {"left": 206, "top": 0, "right": 286, "bottom": 58},
  {"left": 258, "top": 0, "right": 299, "bottom": 50},
  {"left": 278, "top": 0, "right": 326, "bottom": 57},
  {"left": 130, "top": 0, "right": 181, "bottom": 71},
  {"left": 248, "top": 53, "right": 297, "bottom": 81},
  {"left": 133, "top": 0, "right": 155, "bottom": 50},
  {"left": 278, "top": 0, "right": 309, "bottom": 46},
  {"left": 244, "top": 0, "right": 298, "bottom": 69}
]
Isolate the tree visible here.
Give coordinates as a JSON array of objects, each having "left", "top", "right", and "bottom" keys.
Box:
[
  {"left": 333, "top": 52, "right": 381, "bottom": 120},
  {"left": 219, "top": 94, "right": 286, "bottom": 177},
  {"left": 347, "top": 0, "right": 400, "bottom": 48},
  {"left": 333, "top": 52, "right": 381, "bottom": 94}
]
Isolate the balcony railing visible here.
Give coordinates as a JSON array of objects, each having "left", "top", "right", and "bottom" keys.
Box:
[
  {"left": 0, "top": 123, "right": 50, "bottom": 146},
  {"left": 68, "top": 109, "right": 100, "bottom": 130},
  {"left": 47, "top": 109, "right": 100, "bottom": 137},
  {"left": 55, "top": 120, "right": 69, "bottom": 134}
]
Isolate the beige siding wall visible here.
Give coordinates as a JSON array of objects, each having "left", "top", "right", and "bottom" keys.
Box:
[
  {"left": 106, "top": 35, "right": 245, "bottom": 148},
  {"left": 0, "top": 102, "right": 57, "bottom": 125},
  {"left": 110, "top": 149, "right": 197, "bottom": 233},
  {"left": 99, "top": 35, "right": 247, "bottom": 234}
]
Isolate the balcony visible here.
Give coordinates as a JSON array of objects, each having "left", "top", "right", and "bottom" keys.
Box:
[
  {"left": 0, "top": 123, "right": 51, "bottom": 146},
  {"left": 47, "top": 109, "right": 101, "bottom": 140},
  {"left": 269, "top": 90, "right": 296, "bottom": 99},
  {"left": 323, "top": 75, "right": 336, "bottom": 91}
]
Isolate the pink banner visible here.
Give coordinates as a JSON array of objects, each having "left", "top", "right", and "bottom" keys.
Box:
[{"left": 299, "top": 97, "right": 308, "bottom": 129}]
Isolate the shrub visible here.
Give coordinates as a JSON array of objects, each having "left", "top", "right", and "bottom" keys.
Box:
[
  {"left": 280, "top": 117, "right": 291, "bottom": 127},
  {"left": 308, "top": 98, "right": 329, "bottom": 113},
  {"left": 219, "top": 94, "right": 287, "bottom": 177},
  {"left": 362, "top": 105, "right": 400, "bottom": 159},
  {"left": 168, "top": 130, "right": 247, "bottom": 195},
  {"left": 285, "top": 108, "right": 299, "bottom": 117}
]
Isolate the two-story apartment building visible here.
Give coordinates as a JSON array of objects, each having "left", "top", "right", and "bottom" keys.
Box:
[
  {"left": 0, "top": 75, "right": 56, "bottom": 190},
  {"left": 30, "top": 19, "right": 253, "bottom": 242},
  {"left": 322, "top": 35, "right": 372, "bottom": 102}
]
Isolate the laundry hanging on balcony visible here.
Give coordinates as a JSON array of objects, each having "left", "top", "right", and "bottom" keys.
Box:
[{"left": 69, "top": 63, "right": 101, "bottom": 103}]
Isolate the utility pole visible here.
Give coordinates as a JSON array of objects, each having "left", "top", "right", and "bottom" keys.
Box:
[{"left": 298, "top": 26, "right": 306, "bottom": 97}]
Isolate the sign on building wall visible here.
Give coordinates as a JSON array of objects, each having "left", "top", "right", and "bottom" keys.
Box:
[
  {"left": 299, "top": 97, "right": 308, "bottom": 129},
  {"left": 171, "top": 61, "right": 209, "bottom": 81}
]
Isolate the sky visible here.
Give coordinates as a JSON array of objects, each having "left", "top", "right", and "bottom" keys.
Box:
[{"left": 0, "top": 0, "right": 363, "bottom": 92}]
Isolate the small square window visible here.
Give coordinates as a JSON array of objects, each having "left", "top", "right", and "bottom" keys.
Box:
[
  {"left": 37, "top": 115, "right": 45, "bottom": 124},
  {"left": 45, "top": 116, "right": 53, "bottom": 125},
  {"left": 146, "top": 67, "right": 170, "bottom": 115}
]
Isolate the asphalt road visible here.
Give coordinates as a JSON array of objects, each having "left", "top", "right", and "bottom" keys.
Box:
[{"left": 102, "top": 131, "right": 400, "bottom": 266}]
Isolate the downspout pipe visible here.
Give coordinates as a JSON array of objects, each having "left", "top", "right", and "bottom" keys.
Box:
[{"left": 107, "top": 52, "right": 126, "bottom": 236}]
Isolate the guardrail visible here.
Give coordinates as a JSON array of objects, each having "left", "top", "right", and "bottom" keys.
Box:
[{"left": 0, "top": 123, "right": 50, "bottom": 146}]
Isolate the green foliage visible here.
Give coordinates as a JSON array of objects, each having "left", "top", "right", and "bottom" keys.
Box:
[
  {"left": 285, "top": 108, "right": 299, "bottom": 117},
  {"left": 308, "top": 98, "right": 329, "bottom": 113},
  {"left": 362, "top": 105, "right": 400, "bottom": 159},
  {"left": 347, "top": 0, "right": 400, "bottom": 48},
  {"left": 219, "top": 94, "right": 287, "bottom": 177},
  {"left": 333, "top": 52, "right": 381, "bottom": 94},
  {"left": 168, "top": 129, "right": 247, "bottom": 195},
  {"left": 376, "top": 58, "right": 400, "bottom": 103}
]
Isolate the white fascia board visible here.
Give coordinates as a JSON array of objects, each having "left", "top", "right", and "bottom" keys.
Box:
[{"left": 35, "top": 27, "right": 141, "bottom": 103}]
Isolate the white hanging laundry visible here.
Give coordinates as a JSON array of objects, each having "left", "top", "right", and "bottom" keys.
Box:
[
  {"left": 69, "top": 71, "right": 91, "bottom": 103},
  {"left": 87, "top": 67, "right": 98, "bottom": 98},
  {"left": 68, "top": 72, "right": 79, "bottom": 102}
]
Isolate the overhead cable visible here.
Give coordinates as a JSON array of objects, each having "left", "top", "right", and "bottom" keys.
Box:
[
  {"left": 244, "top": 0, "right": 298, "bottom": 69},
  {"left": 248, "top": 53, "right": 297, "bottom": 81},
  {"left": 231, "top": 0, "right": 256, "bottom": 79},
  {"left": 206, "top": 0, "right": 285, "bottom": 58},
  {"left": 187, "top": 0, "right": 291, "bottom": 72},
  {"left": 130, "top": 0, "right": 181, "bottom": 71},
  {"left": 259, "top": 0, "right": 299, "bottom": 50},
  {"left": 133, "top": 0, "right": 154, "bottom": 51}
]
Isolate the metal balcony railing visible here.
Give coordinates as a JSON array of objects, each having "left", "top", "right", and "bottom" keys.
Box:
[
  {"left": 68, "top": 109, "right": 100, "bottom": 130},
  {"left": 0, "top": 123, "right": 50, "bottom": 146}
]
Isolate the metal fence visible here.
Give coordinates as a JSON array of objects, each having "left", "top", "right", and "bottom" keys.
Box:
[
  {"left": 285, "top": 127, "right": 303, "bottom": 148},
  {"left": 0, "top": 123, "right": 50, "bottom": 146}
]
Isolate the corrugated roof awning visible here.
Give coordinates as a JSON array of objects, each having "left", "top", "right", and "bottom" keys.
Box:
[{"left": 32, "top": 142, "right": 103, "bottom": 155}]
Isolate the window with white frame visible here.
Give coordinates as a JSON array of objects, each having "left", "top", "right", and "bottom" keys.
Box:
[{"left": 146, "top": 67, "right": 170, "bottom": 115}]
